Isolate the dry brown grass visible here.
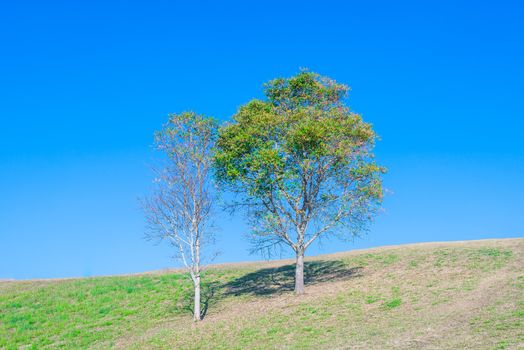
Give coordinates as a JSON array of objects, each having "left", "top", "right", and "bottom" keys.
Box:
[{"left": 112, "top": 238, "right": 524, "bottom": 349}]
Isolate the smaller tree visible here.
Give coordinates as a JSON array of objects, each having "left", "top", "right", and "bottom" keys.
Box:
[{"left": 142, "top": 112, "right": 218, "bottom": 321}]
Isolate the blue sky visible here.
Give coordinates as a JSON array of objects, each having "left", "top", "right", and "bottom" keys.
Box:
[{"left": 1, "top": 0, "right": 523, "bottom": 279}]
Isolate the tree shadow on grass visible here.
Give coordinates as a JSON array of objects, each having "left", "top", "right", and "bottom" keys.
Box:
[
  {"left": 224, "top": 260, "right": 362, "bottom": 297},
  {"left": 201, "top": 281, "right": 221, "bottom": 319},
  {"left": 180, "top": 280, "right": 221, "bottom": 320}
]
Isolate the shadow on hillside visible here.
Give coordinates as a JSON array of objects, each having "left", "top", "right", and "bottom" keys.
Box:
[
  {"left": 224, "top": 260, "right": 362, "bottom": 297},
  {"left": 181, "top": 281, "right": 221, "bottom": 320}
]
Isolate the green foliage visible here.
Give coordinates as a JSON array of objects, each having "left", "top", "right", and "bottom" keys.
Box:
[
  {"left": 214, "top": 70, "right": 385, "bottom": 248},
  {"left": 155, "top": 111, "right": 218, "bottom": 161},
  {"left": 215, "top": 71, "right": 383, "bottom": 188}
]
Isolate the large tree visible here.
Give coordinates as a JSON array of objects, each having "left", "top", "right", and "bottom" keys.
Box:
[
  {"left": 214, "top": 71, "right": 385, "bottom": 294},
  {"left": 142, "top": 112, "right": 218, "bottom": 320}
]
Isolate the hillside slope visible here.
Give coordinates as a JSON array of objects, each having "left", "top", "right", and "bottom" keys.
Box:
[{"left": 1, "top": 238, "right": 523, "bottom": 349}]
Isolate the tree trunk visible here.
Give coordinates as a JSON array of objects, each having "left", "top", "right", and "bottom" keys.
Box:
[
  {"left": 193, "top": 275, "right": 201, "bottom": 321},
  {"left": 295, "top": 251, "right": 305, "bottom": 295}
]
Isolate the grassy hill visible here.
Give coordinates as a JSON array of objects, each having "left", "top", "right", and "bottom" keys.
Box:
[{"left": 1, "top": 238, "right": 523, "bottom": 349}]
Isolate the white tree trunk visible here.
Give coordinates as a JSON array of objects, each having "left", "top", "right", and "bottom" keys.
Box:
[
  {"left": 295, "top": 251, "right": 305, "bottom": 295},
  {"left": 193, "top": 275, "right": 201, "bottom": 321}
]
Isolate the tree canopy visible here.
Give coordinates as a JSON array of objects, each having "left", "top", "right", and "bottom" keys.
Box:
[{"left": 214, "top": 70, "right": 385, "bottom": 293}]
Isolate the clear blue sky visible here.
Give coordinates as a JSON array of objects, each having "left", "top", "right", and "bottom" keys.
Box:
[{"left": 1, "top": 0, "right": 523, "bottom": 279}]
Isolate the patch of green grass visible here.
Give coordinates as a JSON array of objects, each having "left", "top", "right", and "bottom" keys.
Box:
[
  {"left": 344, "top": 253, "right": 399, "bottom": 268},
  {"left": 432, "top": 247, "right": 513, "bottom": 271},
  {"left": 433, "top": 248, "right": 460, "bottom": 268},
  {"left": 476, "top": 248, "right": 511, "bottom": 258},
  {"left": 459, "top": 279, "right": 477, "bottom": 292},
  {"left": 467, "top": 248, "right": 513, "bottom": 271},
  {"left": 366, "top": 295, "right": 382, "bottom": 304},
  {"left": 383, "top": 298, "right": 402, "bottom": 309},
  {"left": 516, "top": 276, "right": 524, "bottom": 289},
  {"left": 0, "top": 269, "right": 247, "bottom": 349},
  {"left": 468, "top": 277, "right": 524, "bottom": 349},
  {"left": 493, "top": 340, "right": 510, "bottom": 349}
]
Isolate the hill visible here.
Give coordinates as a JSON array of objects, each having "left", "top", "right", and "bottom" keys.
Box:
[{"left": 1, "top": 238, "right": 523, "bottom": 349}]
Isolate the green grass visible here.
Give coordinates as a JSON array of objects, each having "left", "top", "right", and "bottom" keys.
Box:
[
  {"left": 1, "top": 238, "right": 522, "bottom": 349},
  {"left": 383, "top": 298, "right": 402, "bottom": 309},
  {"left": 0, "top": 270, "right": 246, "bottom": 349}
]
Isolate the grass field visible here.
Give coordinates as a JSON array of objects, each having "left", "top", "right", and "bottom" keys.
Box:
[{"left": 1, "top": 238, "right": 523, "bottom": 349}]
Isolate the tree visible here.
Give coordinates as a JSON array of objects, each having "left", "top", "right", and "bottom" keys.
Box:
[
  {"left": 142, "top": 112, "right": 218, "bottom": 321},
  {"left": 214, "top": 71, "right": 385, "bottom": 294}
]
